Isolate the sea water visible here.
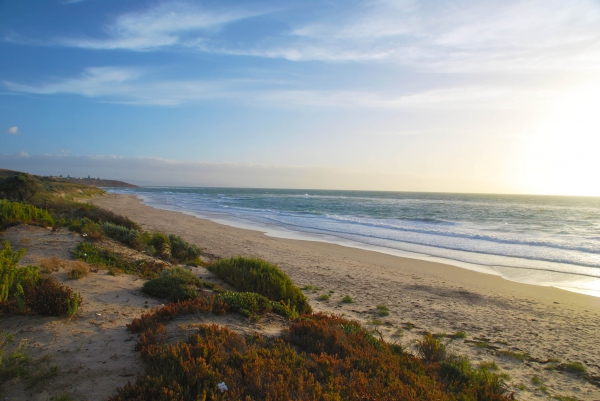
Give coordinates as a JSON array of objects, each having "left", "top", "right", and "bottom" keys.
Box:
[{"left": 107, "top": 188, "right": 600, "bottom": 297}]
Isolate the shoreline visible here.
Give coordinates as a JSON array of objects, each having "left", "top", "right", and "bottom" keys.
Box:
[
  {"left": 92, "top": 193, "right": 600, "bottom": 398},
  {"left": 129, "top": 191, "right": 600, "bottom": 298}
]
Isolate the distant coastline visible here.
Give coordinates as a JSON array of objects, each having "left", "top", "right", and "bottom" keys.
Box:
[
  {"left": 0, "top": 168, "right": 137, "bottom": 188},
  {"left": 59, "top": 177, "right": 138, "bottom": 188}
]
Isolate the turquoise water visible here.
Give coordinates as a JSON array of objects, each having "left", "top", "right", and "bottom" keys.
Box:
[{"left": 108, "top": 188, "right": 600, "bottom": 296}]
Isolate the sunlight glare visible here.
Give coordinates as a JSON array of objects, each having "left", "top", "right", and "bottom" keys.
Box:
[{"left": 519, "top": 82, "right": 600, "bottom": 196}]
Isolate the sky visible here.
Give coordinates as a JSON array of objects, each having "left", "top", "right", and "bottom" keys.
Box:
[{"left": 1, "top": 0, "right": 600, "bottom": 195}]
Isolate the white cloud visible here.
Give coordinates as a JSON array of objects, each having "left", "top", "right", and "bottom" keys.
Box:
[
  {"left": 59, "top": 2, "right": 262, "bottom": 51},
  {"left": 222, "top": 0, "right": 600, "bottom": 72},
  {"left": 6, "top": 126, "right": 19, "bottom": 134},
  {"left": 7, "top": 0, "right": 600, "bottom": 73},
  {"left": 261, "top": 85, "right": 550, "bottom": 110},
  {"left": 3, "top": 67, "right": 245, "bottom": 105}
]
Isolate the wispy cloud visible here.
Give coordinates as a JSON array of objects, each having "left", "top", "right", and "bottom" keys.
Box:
[
  {"left": 4, "top": 65, "right": 559, "bottom": 110},
  {"left": 6, "top": 126, "right": 19, "bottom": 134},
  {"left": 4, "top": 66, "right": 551, "bottom": 109},
  {"left": 3, "top": 67, "right": 246, "bottom": 105},
  {"left": 58, "top": 2, "right": 262, "bottom": 51},
  {"left": 243, "top": 0, "right": 600, "bottom": 71},
  {"left": 9, "top": 0, "right": 600, "bottom": 72},
  {"left": 260, "top": 85, "right": 550, "bottom": 110}
]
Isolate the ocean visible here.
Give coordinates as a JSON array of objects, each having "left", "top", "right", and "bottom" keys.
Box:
[{"left": 107, "top": 187, "right": 600, "bottom": 297}]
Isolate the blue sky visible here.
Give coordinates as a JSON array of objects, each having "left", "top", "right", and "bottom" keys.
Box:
[{"left": 1, "top": 0, "right": 600, "bottom": 194}]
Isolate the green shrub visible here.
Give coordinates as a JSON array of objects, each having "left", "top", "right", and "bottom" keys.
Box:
[
  {"left": 99, "top": 224, "right": 203, "bottom": 264},
  {"left": 73, "top": 242, "right": 164, "bottom": 278},
  {"left": 418, "top": 333, "right": 447, "bottom": 364},
  {"left": 1, "top": 242, "right": 37, "bottom": 313},
  {"left": 142, "top": 267, "right": 209, "bottom": 302},
  {"left": 45, "top": 199, "right": 138, "bottom": 231},
  {"left": 0, "top": 173, "right": 40, "bottom": 202},
  {"left": 209, "top": 256, "right": 311, "bottom": 314},
  {"left": 149, "top": 233, "right": 171, "bottom": 260},
  {"left": 26, "top": 277, "right": 82, "bottom": 317},
  {"left": 215, "top": 291, "right": 272, "bottom": 317},
  {"left": 317, "top": 294, "right": 330, "bottom": 301},
  {"left": 168, "top": 234, "right": 202, "bottom": 263},
  {"left": 67, "top": 217, "right": 104, "bottom": 240},
  {"left": 1, "top": 242, "right": 80, "bottom": 317},
  {"left": 439, "top": 355, "right": 506, "bottom": 395},
  {"left": 101, "top": 222, "right": 142, "bottom": 248},
  {"left": 0, "top": 200, "right": 54, "bottom": 228},
  {"left": 341, "top": 295, "right": 353, "bottom": 303}
]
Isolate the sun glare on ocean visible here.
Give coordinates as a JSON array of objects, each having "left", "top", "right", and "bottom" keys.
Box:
[{"left": 520, "top": 82, "right": 600, "bottom": 197}]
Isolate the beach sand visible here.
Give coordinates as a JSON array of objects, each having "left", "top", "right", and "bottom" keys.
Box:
[{"left": 91, "top": 193, "right": 600, "bottom": 399}]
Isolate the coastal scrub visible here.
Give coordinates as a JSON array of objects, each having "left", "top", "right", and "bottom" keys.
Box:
[{"left": 209, "top": 256, "right": 312, "bottom": 315}]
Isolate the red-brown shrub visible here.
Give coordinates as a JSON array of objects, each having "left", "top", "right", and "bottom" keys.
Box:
[
  {"left": 127, "top": 296, "right": 227, "bottom": 333},
  {"left": 25, "top": 276, "right": 82, "bottom": 316},
  {"left": 113, "top": 312, "right": 511, "bottom": 401}
]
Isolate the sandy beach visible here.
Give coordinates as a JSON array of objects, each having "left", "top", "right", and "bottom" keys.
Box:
[{"left": 86, "top": 193, "right": 600, "bottom": 399}]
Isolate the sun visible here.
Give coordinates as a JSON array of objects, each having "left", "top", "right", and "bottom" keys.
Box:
[{"left": 518, "top": 82, "right": 600, "bottom": 196}]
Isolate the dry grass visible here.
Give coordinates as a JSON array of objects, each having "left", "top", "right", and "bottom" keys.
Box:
[
  {"left": 66, "top": 261, "right": 89, "bottom": 279},
  {"left": 40, "top": 257, "right": 66, "bottom": 273},
  {"left": 40, "top": 257, "right": 94, "bottom": 277}
]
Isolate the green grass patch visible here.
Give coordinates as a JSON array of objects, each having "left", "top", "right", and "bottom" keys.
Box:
[
  {"left": 340, "top": 295, "right": 353, "bottom": 303},
  {"left": 497, "top": 349, "right": 530, "bottom": 362},
  {"left": 209, "top": 256, "right": 312, "bottom": 315},
  {"left": 0, "top": 332, "right": 61, "bottom": 392},
  {"left": 478, "top": 360, "right": 499, "bottom": 371},
  {"left": 558, "top": 361, "right": 587, "bottom": 374},
  {"left": 376, "top": 304, "right": 389, "bottom": 316},
  {"left": 530, "top": 375, "right": 543, "bottom": 385},
  {"left": 317, "top": 294, "right": 331, "bottom": 301},
  {"left": 448, "top": 331, "right": 467, "bottom": 339}
]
